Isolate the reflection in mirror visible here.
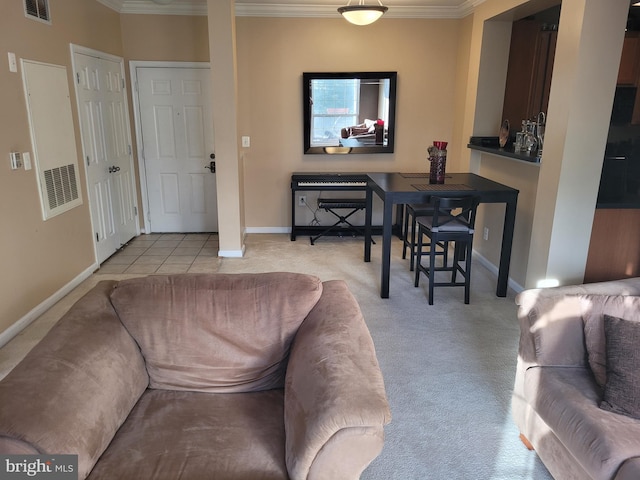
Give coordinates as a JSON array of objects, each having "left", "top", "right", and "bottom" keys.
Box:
[{"left": 303, "top": 72, "right": 397, "bottom": 154}]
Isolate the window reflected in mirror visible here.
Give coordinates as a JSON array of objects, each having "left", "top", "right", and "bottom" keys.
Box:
[{"left": 303, "top": 72, "right": 397, "bottom": 154}]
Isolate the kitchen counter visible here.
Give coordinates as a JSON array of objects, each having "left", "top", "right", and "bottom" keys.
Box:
[{"left": 467, "top": 144, "right": 541, "bottom": 164}]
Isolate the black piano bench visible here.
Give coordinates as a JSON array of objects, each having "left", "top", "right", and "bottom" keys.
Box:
[{"left": 310, "top": 197, "right": 374, "bottom": 245}]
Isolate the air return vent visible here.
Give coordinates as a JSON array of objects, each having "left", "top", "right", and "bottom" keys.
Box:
[
  {"left": 25, "top": 0, "right": 51, "bottom": 23},
  {"left": 22, "top": 60, "right": 83, "bottom": 220},
  {"left": 43, "top": 165, "right": 79, "bottom": 210}
]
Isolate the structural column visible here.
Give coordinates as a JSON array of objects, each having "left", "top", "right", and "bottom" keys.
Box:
[
  {"left": 207, "top": 0, "right": 245, "bottom": 257},
  {"left": 525, "top": 0, "right": 628, "bottom": 288}
]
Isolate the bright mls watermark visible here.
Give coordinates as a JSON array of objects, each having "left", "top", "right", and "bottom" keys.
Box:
[{"left": 1, "top": 455, "right": 77, "bottom": 479}]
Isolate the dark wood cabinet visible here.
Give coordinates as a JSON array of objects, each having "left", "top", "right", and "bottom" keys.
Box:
[
  {"left": 502, "top": 19, "right": 557, "bottom": 129},
  {"left": 617, "top": 32, "right": 640, "bottom": 85},
  {"left": 615, "top": 32, "right": 640, "bottom": 124},
  {"left": 585, "top": 209, "right": 640, "bottom": 283}
]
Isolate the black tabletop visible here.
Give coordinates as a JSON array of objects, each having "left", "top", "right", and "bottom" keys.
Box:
[{"left": 366, "top": 172, "right": 519, "bottom": 203}]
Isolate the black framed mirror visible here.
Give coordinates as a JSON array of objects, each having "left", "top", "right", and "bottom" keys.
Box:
[{"left": 303, "top": 72, "right": 397, "bottom": 154}]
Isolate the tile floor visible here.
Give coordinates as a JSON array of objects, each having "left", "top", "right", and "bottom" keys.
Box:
[{"left": 97, "top": 233, "right": 220, "bottom": 275}]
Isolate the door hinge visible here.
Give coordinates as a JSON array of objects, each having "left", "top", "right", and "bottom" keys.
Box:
[
  {"left": 128, "top": 144, "right": 132, "bottom": 155},
  {"left": 134, "top": 206, "right": 138, "bottom": 216},
  {"left": 86, "top": 156, "right": 90, "bottom": 166},
  {"left": 76, "top": 72, "right": 80, "bottom": 84},
  {"left": 96, "top": 232, "right": 99, "bottom": 242},
  {"left": 122, "top": 78, "right": 125, "bottom": 89}
]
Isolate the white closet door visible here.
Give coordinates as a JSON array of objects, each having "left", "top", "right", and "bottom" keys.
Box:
[{"left": 74, "top": 50, "right": 138, "bottom": 263}]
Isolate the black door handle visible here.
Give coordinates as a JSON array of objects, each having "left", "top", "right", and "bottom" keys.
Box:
[{"left": 205, "top": 161, "right": 216, "bottom": 173}]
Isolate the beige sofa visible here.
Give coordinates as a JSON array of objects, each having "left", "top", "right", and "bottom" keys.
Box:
[
  {"left": 0, "top": 273, "right": 391, "bottom": 480},
  {"left": 513, "top": 277, "right": 640, "bottom": 480}
]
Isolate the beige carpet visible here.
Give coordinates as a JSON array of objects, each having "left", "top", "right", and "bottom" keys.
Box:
[{"left": 0, "top": 233, "right": 553, "bottom": 479}]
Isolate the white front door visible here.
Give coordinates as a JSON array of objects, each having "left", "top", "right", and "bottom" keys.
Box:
[
  {"left": 136, "top": 66, "right": 218, "bottom": 233},
  {"left": 73, "top": 49, "right": 138, "bottom": 263}
]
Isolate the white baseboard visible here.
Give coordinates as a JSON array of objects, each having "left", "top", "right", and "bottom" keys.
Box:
[
  {"left": 218, "top": 244, "right": 246, "bottom": 258},
  {"left": 473, "top": 249, "right": 524, "bottom": 294},
  {"left": 0, "top": 263, "right": 98, "bottom": 349}
]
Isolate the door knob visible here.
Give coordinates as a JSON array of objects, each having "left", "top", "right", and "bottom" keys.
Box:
[
  {"left": 210, "top": 153, "right": 215, "bottom": 159},
  {"left": 109, "top": 166, "right": 121, "bottom": 173},
  {"left": 205, "top": 161, "right": 216, "bottom": 173}
]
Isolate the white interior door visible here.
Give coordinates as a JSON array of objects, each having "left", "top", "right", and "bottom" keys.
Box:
[
  {"left": 73, "top": 49, "right": 138, "bottom": 263},
  {"left": 136, "top": 67, "right": 217, "bottom": 233}
]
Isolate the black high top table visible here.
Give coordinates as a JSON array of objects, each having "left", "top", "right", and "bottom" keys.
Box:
[{"left": 364, "top": 172, "right": 519, "bottom": 299}]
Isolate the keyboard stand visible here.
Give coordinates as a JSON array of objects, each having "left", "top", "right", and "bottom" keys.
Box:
[{"left": 310, "top": 198, "right": 375, "bottom": 245}]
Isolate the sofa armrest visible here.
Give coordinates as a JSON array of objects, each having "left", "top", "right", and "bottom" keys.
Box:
[
  {"left": 515, "top": 277, "right": 640, "bottom": 369},
  {"left": 0, "top": 281, "right": 149, "bottom": 480},
  {"left": 284, "top": 280, "right": 391, "bottom": 480},
  {"left": 516, "top": 291, "right": 586, "bottom": 369},
  {"left": 512, "top": 278, "right": 640, "bottom": 436}
]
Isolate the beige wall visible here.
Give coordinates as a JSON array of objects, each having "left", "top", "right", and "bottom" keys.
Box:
[
  {"left": 2, "top": 0, "right": 627, "bottom": 338},
  {"left": 460, "top": 0, "right": 628, "bottom": 289},
  {"left": 208, "top": 0, "right": 245, "bottom": 256},
  {"left": 0, "top": 3, "right": 464, "bottom": 339},
  {"left": 0, "top": 0, "right": 122, "bottom": 335},
  {"left": 526, "top": 0, "right": 627, "bottom": 288},
  {"left": 0, "top": 5, "right": 213, "bottom": 338},
  {"left": 235, "top": 17, "right": 462, "bottom": 229},
  {"left": 120, "top": 14, "right": 209, "bottom": 62},
  {"left": 119, "top": 13, "right": 210, "bottom": 230}
]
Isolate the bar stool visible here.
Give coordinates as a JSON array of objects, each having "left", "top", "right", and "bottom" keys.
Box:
[
  {"left": 402, "top": 203, "right": 448, "bottom": 271},
  {"left": 414, "top": 196, "right": 479, "bottom": 305}
]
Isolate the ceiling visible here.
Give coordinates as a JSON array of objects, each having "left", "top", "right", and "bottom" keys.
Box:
[{"left": 97, "top": 0, "right": 485, "bottom": 19}]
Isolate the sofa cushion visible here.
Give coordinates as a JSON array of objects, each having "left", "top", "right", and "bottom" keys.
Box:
[
  {"left": 87, "top": 389, "right": 288, "bottom": 480},
  {"left": 579, "top": 294, "right": 640, "bottom": 387},
  {"left": 525, "top": 366, "right": 640, "bottom": 479},
  {"left": 601, "top": 315, "right": 640, "bottom": 419},
  {"left": 109, "top": 273, "right": 323, "bottom": 393}
]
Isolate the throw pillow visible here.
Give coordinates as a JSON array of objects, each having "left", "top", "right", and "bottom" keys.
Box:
[
  {"left": 579, "top": 294, "right": 640, "bottom": 387},
  {"left": 601, "top": 314, "right": 640, "bottom": 419}
]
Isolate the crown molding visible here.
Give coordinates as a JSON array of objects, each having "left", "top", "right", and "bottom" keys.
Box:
[
  {"left": 235, "top": 4, "right": 464, "bottom": 19},
  {"left": 97, "top": 0, "right": 484, "bottom": 19},
  {"left": 96, "top": 0, "right": 125, "bottom": 11},
  {"left": 97, "top": 0, "right": 207, "bottom": 15}
]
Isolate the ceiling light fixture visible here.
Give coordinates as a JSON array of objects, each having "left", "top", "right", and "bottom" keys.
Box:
[{"left": 338, "top": 0, "right": 388, "bottom": 26}]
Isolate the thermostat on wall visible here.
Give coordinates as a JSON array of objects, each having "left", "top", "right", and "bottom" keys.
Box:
[{"left": 9, "top": 152, "right": 22, "bottom": 170}]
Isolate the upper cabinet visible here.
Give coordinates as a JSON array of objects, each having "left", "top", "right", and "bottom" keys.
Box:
[
  {"left": 502, "top": 17, "right": 558, "bottom": 130},
  {"left": 614, "top": 31, "right": 640, "bottom": 125},
  {"left": 617, "top": 32, "right": 640, "bottom": 85}
]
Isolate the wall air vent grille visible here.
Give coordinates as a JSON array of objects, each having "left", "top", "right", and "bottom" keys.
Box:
[
  {"left": 44, "top": 165, "right": 79, "bottom": 210},
  {"left": 22, "top": 60, "right": 83, "bottom": 220},
  {"left": 25, "top": 0, "right": 51, "bottom": 23}
]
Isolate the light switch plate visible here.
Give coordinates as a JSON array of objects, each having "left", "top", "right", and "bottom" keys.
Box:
[
  {"left": 242, "top": 136, "right": 250, "bottom": 148},
  {"left": 23, "top": 152, "right": 32, "bottom": 170},
  {"left": 8, "top": 52, "right": 17, "bottom": 73}
]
